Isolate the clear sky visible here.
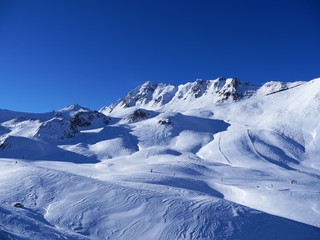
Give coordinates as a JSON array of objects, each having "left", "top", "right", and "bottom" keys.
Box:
[{"left": 1, "top": 0, "right": 319, "bottom": 113}]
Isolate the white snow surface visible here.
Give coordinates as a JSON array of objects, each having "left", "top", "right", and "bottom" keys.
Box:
[{"left": 1, "top": 78, "right": 320, "bottom": 239}]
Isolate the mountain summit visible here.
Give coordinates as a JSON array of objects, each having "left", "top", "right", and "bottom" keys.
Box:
[{"left": 100, "top": 78, "right": 305, "bottom": 116}]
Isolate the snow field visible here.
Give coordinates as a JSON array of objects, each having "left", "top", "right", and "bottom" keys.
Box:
[{"left": 1, "top": 78, "right": 320, "bottom": 239}]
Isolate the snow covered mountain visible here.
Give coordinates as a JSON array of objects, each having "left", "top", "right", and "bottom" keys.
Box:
[
  {"left": 100, "top": 78, "right": 304, "bottom": 116},
  {"left": 0, "top": 78, "right": 320, "bottom": 240}
]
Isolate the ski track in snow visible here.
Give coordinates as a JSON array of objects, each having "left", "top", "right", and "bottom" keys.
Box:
[{"left": 217, "top": 132, "right": 232, "bottom": 165}]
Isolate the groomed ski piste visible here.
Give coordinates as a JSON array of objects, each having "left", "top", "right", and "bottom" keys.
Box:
[{"left": 0, "top": 78, "right": 320, "bottom": 239}]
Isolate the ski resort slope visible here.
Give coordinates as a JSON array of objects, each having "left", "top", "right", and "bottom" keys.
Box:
[{"left": 1, "top": 78, "right": 320, "bottom": 239}]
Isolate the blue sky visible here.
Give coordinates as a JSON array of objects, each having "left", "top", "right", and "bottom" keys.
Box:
[{"left": 0, "top": 0, "right": 319, "bottom": 112}]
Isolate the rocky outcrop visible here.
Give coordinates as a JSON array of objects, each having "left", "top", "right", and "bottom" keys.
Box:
[
  {"left": 102, "top": 82, "right": 177, "bottom": 113},
  {"left": 35, "top": 117, "right": 79, "bottom": 140},
  {"left": 216, "top": 78, "right": 241, "bottom": 102},
  {"left": 158, "top": 119, "right": 173, "bottom": 126},
  {"left": 189, "top": 79, "right": 208, "bottom": 98},
  {"left": 122, "top": 81, "right": 159, "bottom": 108},
  {"left": 71, "top": 111, "right": 111, "bottom": 127},
  {"left": 126, "top": 109, "right": 151, "bottom": 122}
]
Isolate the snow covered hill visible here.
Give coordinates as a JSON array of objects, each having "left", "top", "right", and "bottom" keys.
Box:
[{"left": 0, "top": 78, "right": 320, "bottom": 239}]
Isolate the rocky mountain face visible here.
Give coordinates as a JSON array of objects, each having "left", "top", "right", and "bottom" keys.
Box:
[
  {"left": 0, "top": 104, "right": 112, "bottom": 143},
  {"left": 101, "top": 78, "right": 302, "bottom": 115},
  {"left": 36, "top": 105, "right": 112, "bottom": 140},
  {"left": 71, "top": 111, "right": 111, "bottom": 127},
  {"left": 35, "top": 117, "right": 79, "bottom": 140},
  {"left": 125, "top": 109, "right": 151, "bottom": 122},
  {"left": 0, "top": 79, "right": 307, "bottom": 143}
]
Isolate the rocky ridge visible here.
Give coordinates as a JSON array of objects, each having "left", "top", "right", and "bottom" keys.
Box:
[{"left": 101, "top": 78, "right": 304, "bottom": 115}]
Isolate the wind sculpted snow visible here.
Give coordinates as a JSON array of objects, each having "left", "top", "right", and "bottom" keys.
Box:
[{"left": 0, "top": 78, "right": 320, "bottom": 239}]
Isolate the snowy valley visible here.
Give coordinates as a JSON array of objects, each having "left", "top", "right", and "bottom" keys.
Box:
[{"left": 0, "top": 77, "right": 320, "bottom": 239}]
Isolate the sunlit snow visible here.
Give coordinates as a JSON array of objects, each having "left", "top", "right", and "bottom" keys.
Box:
[{"left": 0, "top": 78, "right": 320, "bottom": 239}]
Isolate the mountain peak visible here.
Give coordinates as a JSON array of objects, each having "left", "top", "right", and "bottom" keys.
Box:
[
  {"left": 61, "top": 104, "right": 90, "bottom": 112},
  {"left": 57, "top": 104, "right": 91, "bottom": 118},
  {"left": 141, "top": 81, "right": 158, "bottom": 88},
  {"left": 99, "top": 78, "right": 312, "bottom": 117},
  {"left": 101, "top": 77, "right": 255, "bottom": 115}
]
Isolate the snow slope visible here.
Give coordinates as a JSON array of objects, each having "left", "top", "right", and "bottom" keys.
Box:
[{"left": 0, "top": 78, "right": 320, "bottom": 239}]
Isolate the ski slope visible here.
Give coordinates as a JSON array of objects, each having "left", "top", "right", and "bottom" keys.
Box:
[{"left": 1, "top": 78, "right": 320, "bottom": 239}]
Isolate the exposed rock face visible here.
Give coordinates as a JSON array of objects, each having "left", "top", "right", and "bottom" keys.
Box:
[
  {"left": 158, "top": 119, "right": 173, "bottom": 126},
  {"left": 71, "top": 111, "right": 111, "bottom": 127},
  {"left": 32, "top": 106, "right": 112, "bottom": 140},
  {"left": 127, "top": 109, "right": 150, "bottom": 122},
  {"left": 120, "top": 81, "right": 178, "bottom": 108},
  {"left": 217, "top": 78, "right": 241, "bottom": 102},
  {"left": 190, "top": 79, "right": 207, "bottom": 98},
  {"left": 122, "top": 81, "right": 159, "bottom": 108},
  {"left": 35, "top": 117, "right": 79, "bottom": 140},
  {"left": 101, "top": 78, "right": 260, "bottom": 115}
]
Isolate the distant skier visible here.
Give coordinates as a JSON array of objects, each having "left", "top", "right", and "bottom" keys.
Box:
[{"left": 150, "top": 169, "right": 153, "bottom": 173}]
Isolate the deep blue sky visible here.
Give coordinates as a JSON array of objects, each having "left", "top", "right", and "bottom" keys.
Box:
[{"left": 1, "top": 0, "right": 319, "bottom": 112}]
